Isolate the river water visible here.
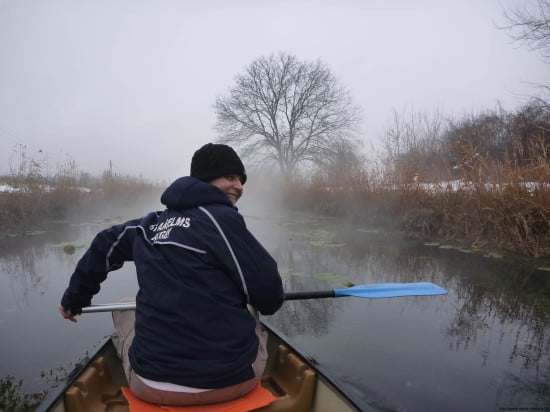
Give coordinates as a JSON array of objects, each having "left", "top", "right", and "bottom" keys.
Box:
[{"left": 0, "top": 202, "right": 549, "bottom": 411}]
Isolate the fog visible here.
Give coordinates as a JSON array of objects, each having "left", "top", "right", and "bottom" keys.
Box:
[{"left": 0, "top": 0, "right": 548, "bottom": 183}]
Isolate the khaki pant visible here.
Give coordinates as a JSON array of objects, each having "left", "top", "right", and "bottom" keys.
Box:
[{"left": 111, "top": 305, "right": 268, "bottom": 406}]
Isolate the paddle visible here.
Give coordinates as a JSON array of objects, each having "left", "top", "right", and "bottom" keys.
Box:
[
  {"left": 79, "top": 282, "right": 447, "bottom": 313},
  {"left": 284, "top": 282, "right": 447, "bottom": 300}
]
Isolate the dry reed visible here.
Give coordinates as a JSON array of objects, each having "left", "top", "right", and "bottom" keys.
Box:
[{"left": 284, "top": 103, "right": 550, "bottom": 258}]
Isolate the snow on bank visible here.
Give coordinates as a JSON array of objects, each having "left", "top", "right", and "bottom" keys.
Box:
[
  {"left": 0, "top": 184, "right": 92, "bottom": 193},
  {"left": 325, "top": 180, "right": 548, "bottom": 193}
]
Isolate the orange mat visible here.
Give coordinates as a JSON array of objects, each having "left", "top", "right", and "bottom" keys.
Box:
[{"left": 121, "top": 384, "right": 277, "bottom": 412}]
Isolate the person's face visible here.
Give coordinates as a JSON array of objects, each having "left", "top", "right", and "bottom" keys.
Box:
[{"left": 209, "top": 174, "right": 244, "bottom": 205}]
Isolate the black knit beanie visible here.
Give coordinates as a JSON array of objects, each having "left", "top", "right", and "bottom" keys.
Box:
[{"left": 190, "top": 143, "right": 247, "bottom": 184}]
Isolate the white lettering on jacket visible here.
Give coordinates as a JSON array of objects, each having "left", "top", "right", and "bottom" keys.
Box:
[
  {"left": 151, "top": 227, "right": 173, "bottom": 241},
  {"left": 149, "top": 217, "right": 190, "bottom": 232}
]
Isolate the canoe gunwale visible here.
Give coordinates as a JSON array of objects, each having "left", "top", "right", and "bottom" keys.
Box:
[
  {"left": 261, "top": 321, "right": 361, "bottom": 411},
  {"left": 35, "top": 335, "right": 112, "bottom": 412},
  {"left": 37, "top": 322, "right": 361, "bottom": 411}
]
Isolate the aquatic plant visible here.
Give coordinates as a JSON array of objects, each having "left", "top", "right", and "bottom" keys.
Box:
[
  {"left": 282, "top": 101, "right": 550, "bottom": 258},
  {"left": 0, "top": 147, "right": 160, "bottom": 233},
  {"left": 311, "top": 272, "right": 350, "bottom": 284},
  {"left": 0, "top": 376, "right": 44, "bottom": 412},
  {"left": 63, "top": 244, "right": 76, "bottom": 255},
  {"left": 279, "top": 268, "right": 306, "bottom": 277},
  {"left": 484, "top": 251, "right": 505, "bottom": 259}
]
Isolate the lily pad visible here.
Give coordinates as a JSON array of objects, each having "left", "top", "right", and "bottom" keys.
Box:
[
  {"left": 484, "top": 251, "right": 504, "bottom": 259},
  {"left": 279, "top": 269, "right": 305, "bottom": 277},
  {"left": 357, "top": 228, "right": 381, "bottom": 234},
  {"left": 3, "top": 233, "right": 22, "bottom": 238},
  {"left": 306, "top": 229, "right": 331, "bottom": 240},
  {"left": 309, "top": 241, "right": 345, "bottom": 248},
  {"left": 312, "top": 272, "right": 349, "bottom": 283},
  {"left": 63, "top": 245, "right": 76, "bottom": 255},
  {"left": 25, "top": 230, "right": 48, "bottom": 236}
]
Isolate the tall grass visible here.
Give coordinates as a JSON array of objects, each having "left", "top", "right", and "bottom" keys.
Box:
[
  {"left": 0, "top": 177, "right": 158, "bottom": 233},
  {"left": 284, "top": 101, "right": 550, "bottom": 258},
  {"left": 0, "top": 147, "right": 159, "bottom": 233}
]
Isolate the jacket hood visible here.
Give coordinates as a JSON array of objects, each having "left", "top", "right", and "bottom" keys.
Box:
[{"left": 160, "top": 176, "right": 234, "bottom": 210}]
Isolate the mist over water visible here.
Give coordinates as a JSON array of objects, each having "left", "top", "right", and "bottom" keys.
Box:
[{"left": 0, "top": 184, "right": 548, "bottom": 411}]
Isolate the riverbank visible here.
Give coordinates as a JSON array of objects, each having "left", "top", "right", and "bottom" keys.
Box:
[
  {"left": 3, "top": 172, "right": 549, "bottom": 259},
  {"left": 283, "top": 179, "right": 550, "bottom": 259},
  {"left": 1, "top": 210, "right": 548, "bottom": 411},
  {"left": 283, "top": 102, "right": 550, "bottom": 259},
  {"left": 0, "top": 177, "right": 161, "bottom": 235}
]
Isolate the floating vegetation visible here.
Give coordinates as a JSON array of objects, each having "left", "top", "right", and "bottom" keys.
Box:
[
  {"left": 344, "top": 282, "right": 356, "bottom": 287},
  {"left": 24, "top": 230, "right": 48, "bottom": 236},
  {"left": 307, "top": 229, "right": 331, "bottom": 241},
  {"left": 304, "top": 229, "right": 345, "bottom": 247},
  {"left": 1, "top": 233, "right": 22, "bottom": 239},
  {"left": 52, "top": 242, "right": 85, "bottom": 251},
  {"left": 0, "top": 230, "right": 48, "bottom": 239},
  {"left": 279, "top": 269, "right": 305, "bottom": 277},
  {"left": 537, "top": 266, "right": 550, "bottom": 272},
  {"left": 357, "top": 228, "right": 382, "bottom": 234},
  {"left": 63, "top": 244, "right": 76, "bottom": 255},
  {"left": 425, "top": 241, "right": 491, "bottom": 256},
  {"left": 0, "top": 376, "right": 44, "bottom": 411},
  {"left": 309, "top": 240, "right": 345, "bottom": 248},
  {"left": 484, "top": 251, "right": 505, "bottom": 259},
  {"left": 242, "top": 214, "right": 262, "bottom": 220}
]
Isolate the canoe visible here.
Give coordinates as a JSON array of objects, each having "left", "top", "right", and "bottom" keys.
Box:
[{"left": 37, "top": 322, "right": 360, "bottom": 412}]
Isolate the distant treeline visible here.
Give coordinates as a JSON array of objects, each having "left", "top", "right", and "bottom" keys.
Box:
[{"left": 285, "top": 100, "right": 550, "bottom": 258}]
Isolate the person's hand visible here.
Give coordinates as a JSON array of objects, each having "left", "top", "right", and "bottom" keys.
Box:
[{"left": 59, "top": 305, "right": 78, "bottom": 322}]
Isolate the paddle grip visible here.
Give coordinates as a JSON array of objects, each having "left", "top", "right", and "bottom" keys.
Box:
[{"left": 284, "top": 290, "right": 336, "bottom": 300}]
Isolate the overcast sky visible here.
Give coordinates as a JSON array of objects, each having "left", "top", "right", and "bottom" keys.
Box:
[{"left": 0, "top": 0, "right": 548, "bottom": 183}]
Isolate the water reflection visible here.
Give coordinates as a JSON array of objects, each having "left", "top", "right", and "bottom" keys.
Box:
[
  {"left": 257, "top": 215, "right": 550, "bottom": 410},
  {"left": 0, "top": 218, "right": 137, "bottom": 396},
  {"left": 0, "top": 223, "right": 93, "bottom": 307},
  {"left": 0, "top": 212, "right": 548, "bottom": 410}
]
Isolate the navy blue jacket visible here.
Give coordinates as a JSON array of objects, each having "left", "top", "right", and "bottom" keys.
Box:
[{"left": 61, "top": 177, "right": 284, "bottom": 388}]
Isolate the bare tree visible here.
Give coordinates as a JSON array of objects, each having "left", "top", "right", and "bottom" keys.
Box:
[
  {"left": 315, "top": 138, "right": 364, "bottom": 184},
  {"left": 500, "top": 0, "right": 550, "bottom": 62},
  {"left": 382, "top": 107, "right": 448, "bottom": 183},
  {"left": 214, "top": 52, "right": 362, "bottom": 179}
]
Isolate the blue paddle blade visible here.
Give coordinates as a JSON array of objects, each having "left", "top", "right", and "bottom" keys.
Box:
[{"left": 334, "top": 282, "right": 448, "bottom": 298}]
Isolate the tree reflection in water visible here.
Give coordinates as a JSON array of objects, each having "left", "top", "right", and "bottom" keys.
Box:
[
  {"left": 0, "top": 213, "right": 548, "bottom": 409},
  {"left": 258, "top": 214, "right": 550, "bottom": 410}
]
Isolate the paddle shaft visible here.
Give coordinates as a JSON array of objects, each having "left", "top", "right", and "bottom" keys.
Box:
[
  {"left": 79, "top": 291, "right": 337, "bottom": 313},
  {"left": 284, "top": 290, "right": 336, "bottom": 300},
  {"left": 77, "top": 283, "right": 446, "bottom": 314}
]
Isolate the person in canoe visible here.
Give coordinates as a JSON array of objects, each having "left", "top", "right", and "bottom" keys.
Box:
[{"left": 58, "top": 143, "right": 285, "bottom": 406}]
